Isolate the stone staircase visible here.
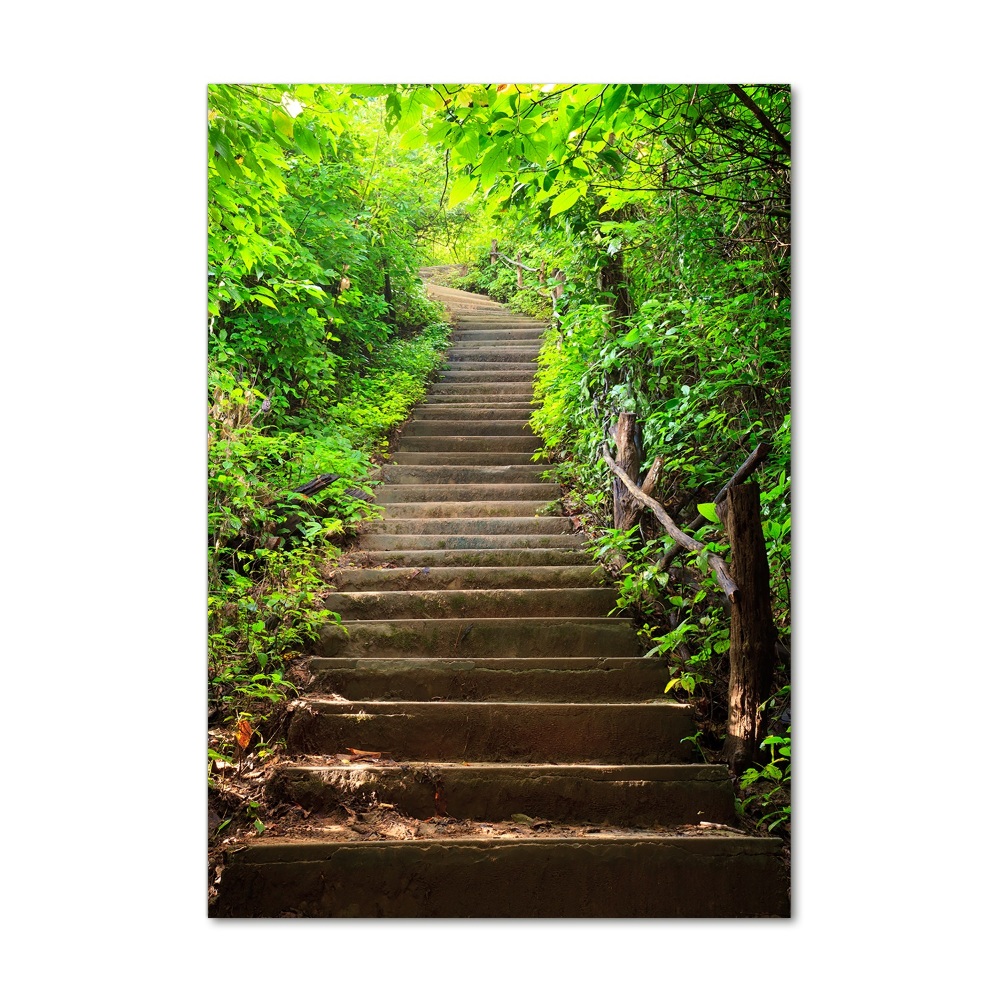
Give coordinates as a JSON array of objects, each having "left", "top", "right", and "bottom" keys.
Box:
[{"left": 211, "top": 283, "right": 789, "bottom": 917}]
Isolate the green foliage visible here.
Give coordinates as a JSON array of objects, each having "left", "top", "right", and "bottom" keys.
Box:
[{"left": 738, "top": 709, "right": 791, "bottom": 835}]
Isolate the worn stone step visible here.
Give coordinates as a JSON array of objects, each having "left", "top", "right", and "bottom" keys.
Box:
[
  {"left": 423, "top": 393, "right": 535, "bottom": 404},
  {"left": 392, "top": 451, "right": 538, "bottom": 466},
  {"left": 397, "top": 435, "right": 541, "bottom": 453},
  {"left": 270, "top": 762, "right": 735, "bottom": 827},
  {"left": 410, "top": 404, "right": 534, "bottom": 419},
  {"left": 447, "top": 348, "right": 540, "bottom": 361},
  {"left": 330, "top": 565, "right": 604, "bottom": 591},
  {"left": 375, "top": 484, "right": 557, "bottom": 502},
  {"left": 451, "top": 332, "right": 543, "bottom": 344},
  {"left": 363, "top": 516, "right": 574, "bottom": 536},
  {"left": 315, "top": 616, "right": 640, "bottom": 657},
  {"left": 308, "top": 655, "right": 667, "bottom": 701},
  {"left": 377, "top": 465, "right": 553, "bottom": 484},
  {"left": 343, "top": 548, "right": 594, "bottom": 567},
  {"left": 427, "top": 380, "right": 534, "bottom": 394},
  {"left": 404, "top": 422, "right": 537, "bottom": 440},
  {"left": 287, "top": 700, "right": 693, "bottom": 763},
  {"left": 212, "top": 837, "right": 788, "bottom": 918},
  {"left": 324, "top": 587, "right": 618, "bottom": 620},
  {"left": 443, "top": 362, "right": 538, "bottom": 372},
  {"left": 438, "top": 371, "right": 536, "bottom": 384},
  {"left": 357, "top": 533, "right": 583, "bottom": 551},
  {"left": 379, "top": 500, "right": 552, "bottom": 518}
]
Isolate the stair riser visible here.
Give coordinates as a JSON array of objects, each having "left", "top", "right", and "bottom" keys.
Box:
[
  {"left": 378, "top": 501, "right": 551, "bottom": 517},
  {"left": 391, "top": 452, "right": 539, "bottom": 466},
  {"left": 270, "top": 765, "right": 736, "bottom": 827},
  {"left": 341, "top": 549, "right": 594, "bottom": 567},
  {"left": 330, "top": 566, "right": 602, "bottom": 590},
  {"left": 427, "top": 382, "right": 534, "bottom": 394},
  {"left": 410, "top": 406, "right": 534, "bottom": 419},
  {"left": 375, "top": 484, "right": 558, "bottom": 501},
  {"left": 406, "top": 422, "right": 533, "bottom": 437},
  {"left": 212, "top": 839, "right": 788, "bottom": 918},
  {"left": 363, "top": 517, "right": 573, "bottom": 535},
  {"left": 397, "top": 436, "right": 541, "bottom": 453},
  {"left": 315, "top": 617, "right": 640, "bottom": 657},
  {"left": 355, "top": 534, "right": 583, "bottom": 551},
  {"left": 308, "top": 657, "right": 668, "bottom": 701},
  {"left": 287, "top": 701, "right": 693, "bottom": 764},
  {"left": 324, "top": 588, "right": 618, "bottom": 619},
  {"left": 437, "top": 372, "right": 536, "bottom": 383},
  {"left": 377, "top": 466, "right": 552, "bottom": 484}
]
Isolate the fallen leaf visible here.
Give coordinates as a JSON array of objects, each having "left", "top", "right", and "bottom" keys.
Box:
[
  {"left": 346, "top": 748, "right": 381, "bottom": 758},
  {"left": 511, "top": 813, "right": 534, "bottom": 825},
  {"left": 236, "top": 720, "right": 253, "bottom": 749}
]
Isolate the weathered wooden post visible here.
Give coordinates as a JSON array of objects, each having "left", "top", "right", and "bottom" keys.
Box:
[
  {"left": 612, "top": 413, "right": 639, "bottom": 529},
  {"left": 720, "top": 482, "right": 778, "bottom": 772},
  {"left": 516, "top": 252, "right": 524, "bottom": 288},
  {"left": 554, "top": 269, "right": 564, "bottom": 299},
  {"left": 490, "top": 239, "right": 498, "bottom": 265}
]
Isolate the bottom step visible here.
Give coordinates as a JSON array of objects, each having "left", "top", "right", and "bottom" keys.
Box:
[{"left": 212, "top": 836, "right": 789, "bottom": 917}]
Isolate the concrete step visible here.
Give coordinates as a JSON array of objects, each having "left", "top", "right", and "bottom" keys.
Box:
[
  {"left": 379, "top": 500, "right": 552, "bottom": 518},
  {"left": 330, "top": 565, "right": 604, "bottom": 591},
  {"left": 443, "top": 362, "right": 538, "bottom": 372},
  {"left": 315, "top": 617, "right": 641, "bottom": 657},
  {"left": 375, "top": 484, "right": 558, "bottom": 502},
  {"left": 270, "top": 762, "right": 735, "bottom": 827},
  {"left": 427, "top": 380, "right": 534, "bottom": 393},
  {"left": 451, "top": 332, "right": 543, "bottom": 344},
  {"left": 403, "top": 422, "right": 534, "bottom": 439},
  {"left": 446, "top": 348, "right": 540, "bottom": 361},
  {"left": 356, "top": 533, "right": 584, "bottom": 551},
  {"left": 411, "top": 404, "right": 534, "bottom": 418},
  {"left": 286, "top": 699, "right": 693, "bottom": 763},
  {"left": 423, "top": 393, "right": 534, "bottom": 404},
  {"left": 377, "top": 465, "right": 553, "bottom": 484},
  {"left": 308, "top": 655, "right": 667, "bottom": 701},
  {"left": 324, "top": 587, "right": 618, "bottom": 620},
  {"left": 392, "top": 452, "right": 539, "bottom": 466},
  {"left": 437, "top": 371, "right": 536, "bottom": 383},
  {"left": 342, "top": 548, "right": 594, "bottom": 567},
  {"left": 212, "top": 837, "right": 789, "bottom": 917},
  {"left": 397, "top": 435, "right": 541, "bottom": 453},
  {"left": 363, "top": 516, "right": 574, "bottom": 535}
]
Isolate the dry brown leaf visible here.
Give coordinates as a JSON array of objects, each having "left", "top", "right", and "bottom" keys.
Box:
[
  {"left": 346, "top": 748, "right": 381, "bottom": 758},
  {"left": 236, "top": 719, "right": 254, "bottom": 749}
]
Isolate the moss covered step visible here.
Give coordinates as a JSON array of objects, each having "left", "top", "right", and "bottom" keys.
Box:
[
  {"left": 330, "top": 565, "right": 602, "bottom": 591},
  {"left": 307, "top": 655, "right": 667, "bottom": 701},
  {"left": 378, "top": 500, "right": 552, "bottom": 518},
  {"left": 286, "top": 699, "right": 693, "bottom": 763},
  {"left": 269, "top": 762, "right": 735, "bottom": 828},
  {"left": 375, "top": 484, "right": 559, "bottom": 502},
  {"left": 342, "top": 548, "right": 594, "bottom": 567},
  {"left": 324, "top": 587, "right": 618, "bottom": 620},
  {"left": 212, "top": 837, "right": 788, "bottom": 918},
  {"left": 316, "top": 616, "right": 640, "bottom": 658}
]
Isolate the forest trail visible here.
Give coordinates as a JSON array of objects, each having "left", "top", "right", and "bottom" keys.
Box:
[{"left": 211, "top": 283, "right": 789, "bottom": 917}]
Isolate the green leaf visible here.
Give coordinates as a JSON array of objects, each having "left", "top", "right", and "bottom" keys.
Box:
[
  {"left": 479, "top": 143, "right": 509, "bottom": 184},
  {"left": 697, "top": 502, "right": 720, "bottom": 523},
  {"left": 293, "top": 121, "right": 321, "bottom": 162},
  {"left": 549, "top": 187, "right": 582, "bottom": 217},
  {"left": 448, "top": 172, "right": 478, "bottom": 208}
]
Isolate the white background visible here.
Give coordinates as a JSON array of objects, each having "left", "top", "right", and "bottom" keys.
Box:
[{"left": 3, "top": 2, "right": 996, "bottom": 996}]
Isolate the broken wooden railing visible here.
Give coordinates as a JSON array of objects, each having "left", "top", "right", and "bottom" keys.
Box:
[
  {"left": 489, "top": 239, "right": 565, "bottom": 318},
  {"left": 602, "top": 411, "right": 777, "bottom": 772}
]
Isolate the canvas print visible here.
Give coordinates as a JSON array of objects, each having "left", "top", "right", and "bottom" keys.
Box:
[{"left": 207, "top": 84, "right": 791, "bottom": 917}]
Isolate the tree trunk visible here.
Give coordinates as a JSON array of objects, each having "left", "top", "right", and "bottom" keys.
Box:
[
  {"left": 490, "top": 239, "right": 498, "bottom": 265},
  {"left": 722, "top": 482, "right": 778, "bottom": 772},
  {"left": 612, "top": 413, "right": 639, "bottom": 530}
]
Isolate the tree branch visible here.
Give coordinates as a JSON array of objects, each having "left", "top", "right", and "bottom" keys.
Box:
[
  {"left": 728, "top": 85, "right": 791, "bottom": 156},
  {"left": 602, "top": 444, "right": 739, "bottom": 602}
]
